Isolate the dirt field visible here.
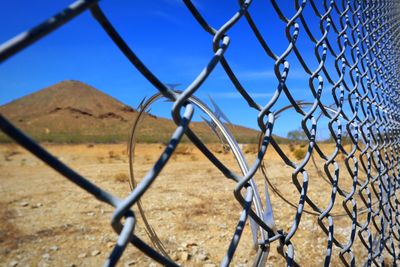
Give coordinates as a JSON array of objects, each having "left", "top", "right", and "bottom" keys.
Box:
[{"left": 0, "top": 142, "right": 381, "bottom": 266}]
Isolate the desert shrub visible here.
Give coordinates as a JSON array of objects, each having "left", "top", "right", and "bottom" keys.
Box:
[
  {"left": 293, "top": 148, "right": 307, "bottom": 160},
  {"left": 288, "top": 143, "right": 295, "bottom": 152},
  {"left": 114, "top": 173, "right": 128, "bottom": 183},
  {"left": 175, "top": 144, "right": 192, "bottom": 155},
  {"left": 244, "top": 144, "right": 258, "bottom": 154},
  {"left": 108, "top": 150, "right": 121, "bottom": 160},
  {"left": 4, "top": 147, "right": 21, "bottom": 161},
  {"left": 299, "top": 142, "right": 307, "bottom": 148},
  {"left": 208, "top": 143, "right": 229, "bottom": 154}
]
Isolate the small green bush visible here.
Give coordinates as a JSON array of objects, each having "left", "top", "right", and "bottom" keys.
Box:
[{"left": 293, "top": 148, "right": 307, "bottom": 160}]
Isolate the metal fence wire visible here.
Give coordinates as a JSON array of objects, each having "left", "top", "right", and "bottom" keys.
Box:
[{"left": 1, "top": 0, "right": 400, "bottom": 266}]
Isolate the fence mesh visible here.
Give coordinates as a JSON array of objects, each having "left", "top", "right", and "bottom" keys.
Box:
[{"left": 1, "top": 0, "right": 400, "bottom": 266}]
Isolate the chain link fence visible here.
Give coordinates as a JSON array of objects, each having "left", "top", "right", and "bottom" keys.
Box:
[{"left": 1, "top": 0, "right": 400, "bottom": 266}]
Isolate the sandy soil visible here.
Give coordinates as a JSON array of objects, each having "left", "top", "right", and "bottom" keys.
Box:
[{"left": 0, "top": 142, "right": 384, "bottom": 266}]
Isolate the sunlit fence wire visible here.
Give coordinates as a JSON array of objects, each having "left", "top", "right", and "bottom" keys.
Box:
[{"left": 1, "top": 0, "right": 400, "bottom": 266}]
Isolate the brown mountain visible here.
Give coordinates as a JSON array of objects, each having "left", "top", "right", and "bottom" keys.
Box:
[{"left": 0, "top": 80, "right": 262, "bottom": 143}]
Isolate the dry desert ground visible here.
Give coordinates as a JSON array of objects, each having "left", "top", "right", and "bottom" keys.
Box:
[{"left": 0, "top": 142, "right": 383, "bottom": 266}]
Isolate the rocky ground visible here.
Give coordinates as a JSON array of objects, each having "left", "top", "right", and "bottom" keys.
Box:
[{"left": 0, "top": 142, "right": 386, "bottom": 266}]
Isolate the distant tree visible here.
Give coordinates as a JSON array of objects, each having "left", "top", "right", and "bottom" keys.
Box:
[{"left": 287, "top": 128, "right": 308, "bottom": 142}]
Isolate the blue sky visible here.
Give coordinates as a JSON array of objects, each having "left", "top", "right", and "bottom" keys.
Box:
[{"left": 0, "top": 0, "right": 347, "bottom": 138}]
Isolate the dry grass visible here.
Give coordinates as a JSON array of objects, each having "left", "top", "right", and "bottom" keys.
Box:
[
  {"left": 144, "top": 154, "right": 152, "bottom": 162},
  {"left": 97, "top": 156, "right": 105, "bottom": 163}
]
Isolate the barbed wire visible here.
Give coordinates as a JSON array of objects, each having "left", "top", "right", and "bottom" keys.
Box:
[{"left": 1, "top": 0, "right": 400, "bottom": 266}]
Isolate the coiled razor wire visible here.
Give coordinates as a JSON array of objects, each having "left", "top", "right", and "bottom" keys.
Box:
[{"left": 1, "top": 0, "right": 400, "bottom": 266}]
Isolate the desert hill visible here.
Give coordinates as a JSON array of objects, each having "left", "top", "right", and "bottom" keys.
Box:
[
  {"left": 0, "top": 80, "right": 263, "bottom": 143},
  {"left": 0, "top": 80, "right": 138, "bottom": 143}
]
